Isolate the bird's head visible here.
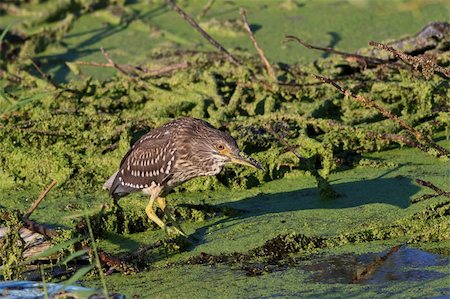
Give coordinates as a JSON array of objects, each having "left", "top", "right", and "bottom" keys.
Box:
[{"left": 201, "top": 129, "right": 265, "bottom": 171}]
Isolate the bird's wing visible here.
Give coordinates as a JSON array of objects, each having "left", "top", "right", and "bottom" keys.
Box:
[{"left": 109, "top": 134, "right": 176, "bottom": 197}]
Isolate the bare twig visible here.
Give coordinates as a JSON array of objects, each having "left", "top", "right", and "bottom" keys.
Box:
[
  {"left": 126, "top": 240, "right": 164, "bottom": 261},
  {"left": 73, "top": 60, "right": 188, "bottom": 78},
  {"left": 266, "top": 125, "right": 338, "bottom": 200},
  {"left": 100, "top": 48, "right": 138, "bottom": 82},
  {"left": 72, "top": 61, "right": 113, "bottom": 68},
  {"left": 415, "top": 179, "right": 450, "bottom": 199},
  {"left": 23, "top": 218, "right": 60, "bottom": 238},
  {"left": 353, "top": 244, "right": 402, "bottom": 283},
  {"left": 314, "top": 75, "right": 420, "bottom": 136},
  {"left": 0, "top": 68, "right": 22, "bottom": 84},
  {"left": 164, "top": 0, "right": 241, "bottom": 66},
  {"left": 240, "top": 8, "right": 276, "bottom": 81},
  {"left": 313, "top": 74, "right": 450, "bottom": 158},
  {"left": 29, "top": 59, "right": 58, "bottom": 89},
  {"left": 369, "top": 40, "right": 450, "bottom": 79},
  {"left": 286, "top": 35, "right": 389, "bottom": 65},
  {"left": 198, "top": 0, "right": 215, "bottom": 19},
  {"left": 74, "top": 59, "right": 188, "bottom": 77},
  {"left": 370, "top": 132, "right": 432, "bottom": 155},
  {"left": 25, "top": 180, "right": 57, "bottom": 219},
  {"left": 94, "top": 248, "right": 137, "bottom": 274}
]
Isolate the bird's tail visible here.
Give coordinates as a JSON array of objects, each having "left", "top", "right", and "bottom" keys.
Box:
[{"left": 103, "top": 171, "right": 118, "bottom": 191}]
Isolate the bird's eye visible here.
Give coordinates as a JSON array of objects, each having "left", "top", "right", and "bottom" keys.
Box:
[{"left": 216, "top": 144, "right": 225, "bottom": 151}]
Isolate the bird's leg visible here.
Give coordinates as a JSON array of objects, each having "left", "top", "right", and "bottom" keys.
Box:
[
  {"left": 156, "top": 197, "right": 186, "bottom": 237},
  {"left": 145, "top": 196, "right": 167, "bottom": 231},
  {"left": 145, "top": 196, "right": 185, "bottom": 237}
]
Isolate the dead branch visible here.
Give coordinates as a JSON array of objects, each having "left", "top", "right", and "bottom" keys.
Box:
[
  {"left": 72, "top": 61, "right": 113, "bottom": 68},
  {"left": 353, "top": 244, "right": 402, "bottom": 283},
  {"left": 25, "top": 180, "right": 57, "bottom": 219},
  {"left": 0, "top": 68, "right": 22, "bottom": 84},
  {"left": 23, "top": 218, "right": 60, "bottom": 238},
  {"left": 29, "top": 59, "right": 58, "bottom": 89},
  {"left": 370, "top": 132, "right": 433, "bottom": 156},
  {"left": 100, "top": 48, "right": 138, "bottom": 83},
  {"left": 415, "top": 179, "right": 450, "bottom": 199},
  {"left": 240, "top": 8, "right": 276, "bottom": 81},
  {"left": 125, "top": 240, "right": 164, "bottom": 261},
  {"left": 73, "top": 60, "right": 188, "bottom": 78},
  {"left": 375, "top": 133, "right": 420, "bottom": 148},
  {"left": 369, "top": 40, "right": 450, "bottom": 79},
  {"left": 93, "top": 248, "right": 137, "bottom": 274},
  {"left": 198, "top": 0, "right": 215, "bottom": 19},
  {"left": 164, "top": 0, "right": 241, "bottom": 66},
  {"left": 286, "top": 35, "right": 389, "bottom": 65},
  {"left": 313, "top": 74, "right": 450, "bottom": 158}
]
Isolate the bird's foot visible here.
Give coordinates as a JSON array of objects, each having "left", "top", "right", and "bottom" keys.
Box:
[{"left": 164, "top": 224, "right": 187, "bottom": 238}]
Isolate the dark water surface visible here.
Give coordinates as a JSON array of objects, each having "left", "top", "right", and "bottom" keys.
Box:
[{"left": 305, "top": 246, "right": 449, "bottom": 285}]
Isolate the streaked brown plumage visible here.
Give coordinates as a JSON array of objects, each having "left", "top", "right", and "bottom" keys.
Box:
[{"left": 104, "top": 117, "right": 263, "bottom": 236}]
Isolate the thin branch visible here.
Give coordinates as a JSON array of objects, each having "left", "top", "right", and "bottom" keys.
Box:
[
  {"left": 24, "top": 180, "right": 57, "bottom": 219},
  {"left": 313, "top": 74, "right": 450, "bottom": 158},
  {"left": 100, "top": 47, "right": 137, "bottom": 83},
  {"left": 198, "top": 0, "right": 215, "bottom": 19},
  {"left": 125, "top": 240, "right": 164, "bottom": 261},
  {"left": 72, "top": 61, "right": 112, "bottom": 68},
  {"left": 240, "top": 8, "right": 276, "bottom": 81},
  {"left": 353, "top": 244, "right": 402, "bottom": 283},
  {"left": 370, "top": 132, "right": 432, "bottom": 156},
  {"left": 415, "top": 179, "right": 450, "bottom": 199},
  {"left": 286, "top": 35, "right": 389, "bottom": 65},
  {"left": 369, "top": 40, "right": 450, "bottom": 79},
  {"left": 29, "top": 59, "right": 58, "bottom": 89},
  {"left": 73, "top": 60, "right": 188, "bottom": 78},
  {"left": 164, "top": 0, "right": 241, "bottom": 66},
  {"left": 93, "top": 248, "right": 137, "bottom": 274}
]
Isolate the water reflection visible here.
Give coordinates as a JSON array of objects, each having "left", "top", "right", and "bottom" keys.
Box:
[{"left": 304, "top": 246, "right": 449, "bottom": 284}]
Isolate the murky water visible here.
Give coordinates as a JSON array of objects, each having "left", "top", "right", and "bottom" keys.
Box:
[{"left": 305, "top": 246, "right": 449, "bottom": 284}]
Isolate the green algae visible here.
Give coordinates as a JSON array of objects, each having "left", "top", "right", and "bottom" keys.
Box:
[
  {"left": 0, "top": 209, "right": 25, "bottom": 280},
  {"left": 1, "top": 0, "right": 450, "bottom": 297}
]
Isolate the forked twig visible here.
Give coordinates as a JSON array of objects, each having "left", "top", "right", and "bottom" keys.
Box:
[
  {"left": 100, "top": 47, "right": 137, "bottom": 83},
  {"left": 286, "top": 35, "right": 389, "bottom": 65},
  {"left": 412, "top": 179, "right": 450, "bottom": 203},
  {"left": 165, "top": 0, "right": 241, "bottom": 66},
  {"left": 369, "top": 40, "right": 450, "bottom": 79},
  {"left": 198, "top": 0, "right": 215, "bottom": 19},
  {"left": 240, "top": 8, "right": 276, "bottom": 81},
  {"left": 314, "top": 74, "right": 450, "bottom": 158}
]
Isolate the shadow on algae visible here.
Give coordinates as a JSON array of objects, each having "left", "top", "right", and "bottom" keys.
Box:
[{"left": 191, "top": 176, "right": 416, "bottom": 238}]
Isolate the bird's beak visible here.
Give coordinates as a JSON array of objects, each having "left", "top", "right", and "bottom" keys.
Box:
[{"left": 230, "top": 153, "right": 265, "bottom": 171}]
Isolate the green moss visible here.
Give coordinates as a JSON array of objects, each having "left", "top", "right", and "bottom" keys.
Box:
[{"left": 0, "top": 209, "right": 25, "bottom": 280}]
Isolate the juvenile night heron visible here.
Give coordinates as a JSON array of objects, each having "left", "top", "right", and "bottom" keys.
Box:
[{"left": 103, "top": 117, "right": 263, "bottom": 236}]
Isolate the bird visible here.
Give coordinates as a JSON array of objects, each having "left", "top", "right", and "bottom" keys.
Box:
[{"left": 103, "top": 117, "right": 264, "bottom": 236}]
